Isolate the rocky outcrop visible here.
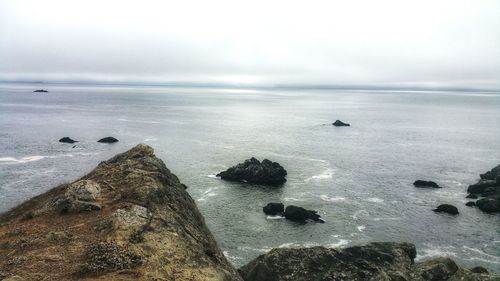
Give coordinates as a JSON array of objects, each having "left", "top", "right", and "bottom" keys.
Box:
[
  {"left": 216, "top": 158, "right": 287, "bottom": 186},
  {"left": 466, "top": 164, "right": 500, "bottom": 213},
  {"left": 59, "top": 137, "right": 78, "bottom": 144},
  {"left": 98, "top": 136, "right": 119, "bottom": 143},
  {"left": 263, "top": 203, "right": 284, "bottom": 216},
  {"left": 239, "top": 242, "right": 496, "bottom": 281},
  {"left": 414, "top": 180, "right": 441, "bottom": 188},
  {"left": 433, "top": 204, "right": 459, "bottom": 215},
  {"left": 0, "top": 144, "right": 241, "bottom": 281},
  {"left": 283, "top": 205, "right": 324, "bottom": 223},
  {"left": 33, "top": 89, "right": 48, "bottom": 93},
  {"left": 332, "top": 120, "right": 350, "bottom": 126}
]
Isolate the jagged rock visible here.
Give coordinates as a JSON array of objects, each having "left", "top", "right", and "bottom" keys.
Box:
[
  {"left": 283, "top": 205, "right": 323, "bottom": 223},
  {"left": 480, "top": 164, "right": 500, "bottom": 180},
  {"left": 414, "top": 180, "right": 441, "bottom": 188},
  {"left": 59, "top": 137, "right": 78, "bottom": 144},
  {"left": 263, "top": 203, "right": 284, "bottom": 216},
  {"left": 468, "top": 180, "right": 497, "bottom": 194},
  {"left": 465, "top": 201, "right": 476, "bottom": 207},
  {"left": 466, "top": 194, "right": 479, "bottom": 199},
  {"left": 55, "top": 180, "right": 102, "bottom": 213},
  {"left": 433, "top": 204, "right": 459, "bottom": 215},
  {"left": 216, "top": 158, "right": 287, "bottom": 186},
  {"left": 0, "top": 144, "right": 242, "bottom": 280},
  {"left": 239, "top": 242, "right": 493, "bottom": 281},
  {"left": 476, "top": 197, "right": 500, "bottom": 213},
  {"left": 98, "top": 137, "right": 119, "bottom": 143},
  {"left": 332, "top": 120, "right": 350, "bottom": 126},
  {"left": 481, "top": 186, "right": 500, "bottom": 197}
]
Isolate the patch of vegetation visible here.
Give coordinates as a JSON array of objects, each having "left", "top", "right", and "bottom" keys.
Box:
[{"left": 78, "top": 242, "right": 142, "bottom": 276}]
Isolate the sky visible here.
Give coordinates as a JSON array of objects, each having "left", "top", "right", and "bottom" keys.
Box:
[{"left": 1, "top": 0, "right": 499, "bottom": 89}]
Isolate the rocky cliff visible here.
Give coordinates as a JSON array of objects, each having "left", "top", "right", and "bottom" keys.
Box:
[{"left": 0, "top": 144, "right": 242, "bottom": 281}]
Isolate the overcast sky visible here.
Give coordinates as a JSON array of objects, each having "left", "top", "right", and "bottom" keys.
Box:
[{"left": 1, "top": 0, "right": 499, "bottom": 89}]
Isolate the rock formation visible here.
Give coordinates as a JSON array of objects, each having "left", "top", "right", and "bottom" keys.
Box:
[
  {"left": 239, "top": 242, "right": 496, "bottom": 281},
  {"left": 262, "top": 203, "right": 284, "bottom": 216},
  {"left": 414, "top": 180, "right": 441, "bottom": 188},
  {"left": 433, "top": 204, "right": 459, "bottom": 215},
  {"left": 216, "top": 158, "right": 287, "bottom": 186},
  {"left": 283, "top": 205, "right": 324, "bottom": 223},
  {"left": 332, "top": 120, "right": 350, "bottom": 126},
  {"left": 59, "top": 137, "right": 78, "bottom": 144},
  {"left": 466, "top": 164, "right": 500, "bottom": 213},
  {"left": 98, "top": 137, "right": 119, "bottom": 143},
  {"left": 0, "top": 144, "right": 241, "bottom": 281},
  {"left": 33, "top": 89, "right": 48, "bottom": 93}
]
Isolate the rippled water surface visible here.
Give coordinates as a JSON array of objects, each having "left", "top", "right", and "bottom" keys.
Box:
[{"left": 1, "top": 83, "right": 499, "bottom": 270}]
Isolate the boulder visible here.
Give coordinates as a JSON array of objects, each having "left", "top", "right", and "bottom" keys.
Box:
[
  {"left": 263, "top": 203, "right": 284, "bottom": 216},
  {"left": 433, "top": 204, "right": 459, "bottom": 215},
  {"left": 283, "top": 205, "right": 323, "bottom": 223},
  {"left": 476, "top": 197, "right": 500, "bottom": 213},
  {"left": 466, "top": 194, "right": 478, "bottom": 199},
  {"left": 481, "top": 186, "right": 500, "bottom": 197},
  {"left": 216, "top": 158, "right": 287, "bottom": 186},
  {"left": 98, "top": 137, "right": 119, "bottom": 143},
  {"left": 479, "top": 164, "right": 500, "bottom": 180},
  {"left": 465, "top": 201, "right": 476, "bottom": 207},
  {"left": 467, "top": 180, "right": 497, "bottom": 194},
  {"left": 414, "top": 180, "right": 441, "bottom": 188},
  {"left": 332, "top": 120, "right": 350, "bottom": 126},
  {"left": 416, "top": 257, "right": 459, "bottom": 281},
  {"left": 59, "top": 137, "right": 78, "bottom": 144},
  {"left": 54, "top": 180, "right": 102, "bottom": 213},
  {"left": 470, "top": 266, "right": 489, "bottom": 274}
]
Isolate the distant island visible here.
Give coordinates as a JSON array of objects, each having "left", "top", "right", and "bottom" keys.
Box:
[{"left": 33, "top": 89, "right": 48, "bottom": 92}]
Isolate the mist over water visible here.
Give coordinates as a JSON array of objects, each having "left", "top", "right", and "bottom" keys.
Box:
[{"left": 0, "top": 83, "right": 499, "bottom": 270}]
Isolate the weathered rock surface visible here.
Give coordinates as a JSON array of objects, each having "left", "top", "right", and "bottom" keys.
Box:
[
  {"left": 97, "top": 136, "right": 119, "bottom": 143},
  {"left": 466, "top": 164, "right": 500, "bottom": 213},
  {"left": 414, "top": 180, "right": 441, "bottom": 188},
  {"left": 217, "top": 158, "right": 287, "bottom": 186},
  {"left": 0, "top": 144, "right": 242, "bottom": 281},
  {"left": 59, "top": 137, "right": 78, "bottom": 144},
  {"left": 433, "top": 204, "right": 459, "bottom": 215},
  {"left": 263, "top": 203, "right": 284, "bottom": 216},
  {"left": 239, "top": 242, "right": 497, "bottom": 281},
  {"left": 283, "top": 205, "right": 324, "bottom": 223},
  {"left": 332, "top": 120, "right": 350, "bottom": 126}
]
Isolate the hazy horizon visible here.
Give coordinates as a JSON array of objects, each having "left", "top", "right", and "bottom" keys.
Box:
[{"left": 1, "top": 0, "right": 500, "bottom": 90}]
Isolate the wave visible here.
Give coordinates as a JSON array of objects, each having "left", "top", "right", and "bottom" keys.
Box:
[
  {"left": 207, "top": 174, "right": 218, "bottom": 179},
  {"left": 326, "top": 239, "right": 350, "bottom": 248},
  {"left": 320, "top": 195, "right": 346, "bottom": 202},
  {"left": 463, "top": 246, "right": 500, "bottom": 265},
  {"left": 306, "top": 168, "right": 334, "bottom": 182},
  {"left": 357, "top": 225, "right": 366, "bottom": 232},
  {"left": 266, "top": 215, "right": 285, "bottom": 220},
  {"left": 283, "top": 197, "right": 305, "bottom": 202},
  {"left": 0, "top": 155, "right": 45, "bottom": 164},
  {"left": 118, "top": 118, "right": 160, "bottom": 124},
  {"left": 416, "top": 245, "right": 458, "bottom": 261},
  {"left": 365, "top": 197, "right": 384, "bottom": 203}
]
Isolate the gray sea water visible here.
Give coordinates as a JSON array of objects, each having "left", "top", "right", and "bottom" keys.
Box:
[{"left": 1, "top": 82, "right": 499, "bottom": 271}]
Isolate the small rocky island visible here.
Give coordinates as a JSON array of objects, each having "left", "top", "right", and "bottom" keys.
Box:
[
  {"left": 98, "top": 136, "right": 119, "bottom": 143},
  {"left": 466, "top": 164, "right": 500, "bottom": 213},
  {"left": 217, "top": 157, "right": 287, "bottom": 186},
  {"left": 0, "top": 145, "right": 496, "bottom": 280},
  {"left": 33, "top": 89, "right": 48, "bottom": 93},
  {"left": 332, "top": 120, "right": 350, "bottom": 126},
  {"left": 59, "top": 137, "right": 78, "bottom": 144}
]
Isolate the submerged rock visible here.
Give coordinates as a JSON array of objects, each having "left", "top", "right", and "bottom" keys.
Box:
[
  {"left": 59, "top": 137, "right": 78, "bottom": 144},
  {"left": 465, "top": 201, "right": 476, "bottom": 207},
  {"left": 263, "top": 203, "right": 284, "bottom": 216},
  {"left": 0, "top": 144, "right": 241, "bottom": 280},
  {"left": 239, "top": 242, "right": 489, "bottom": 281},
  {"left": 98, "top": 136, "right": 119, "bottom": 143},
  {"left": 283, "top": 205, "right": 323, "bottom": 223},
  {"left": 414, "top": 180, "right": 441, "bottom": 188},
  {"left": 433, "top": 204, "right": 459, "bottom": 215},
  {"left": 332, "top": 120, "right": 350, "bottom": 126},
  {"left": 216, "top": 158, "right": 287, "bottom": 186}
]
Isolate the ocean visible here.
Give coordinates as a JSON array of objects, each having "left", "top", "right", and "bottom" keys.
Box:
[{"left": 1, "top": 82, "right": 499, "bottom": 271}]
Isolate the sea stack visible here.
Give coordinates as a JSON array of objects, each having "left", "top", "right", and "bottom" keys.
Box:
[
  {"left": 332, "top": 120, "right": 350, "bottom": 126},
  {"left": 216, "top": 158, "right": 287, "bottom": 186}
]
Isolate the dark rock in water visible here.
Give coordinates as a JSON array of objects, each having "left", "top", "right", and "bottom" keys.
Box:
[
  {"left": 476, "top": 197, "right": 500, "bottom": 213},
  {"left": 332, "top": 120, "right": 350, "bottom": 126},
  {"left": 470, "top": 266, "right": 489, "bottom": 274},
  {"left": 216, "top": 158, "right": 287, "bottom": 186},
  {"left": 481, "top": 186, "right": 500, "bottom": 197},
  {"left": 239, "top": 242, "right": 488, "bottom": 281},
  {"left": 480, "top": 164, "right": 500, "bottom": 180},
  {"left": 466, "top": 194, "right": 478, "bottom": 199},
  {"left": 263, "top": 203, "right": 284, "bottom": 216},
  {"left": 467, "top": 180, "right": 496, "bottom": 194},
  {"left": 433, "top": 204, "right": 459, "bottom": 215},
  {"left": 33, "top": 89, "right": 48, "bottom": 92},
  {"left": 98, "top": 137, "right": 119, "bottom": 143},
  {"left": 59, "top": 137, "right": 78, "bottom": 144},
  {"left": 413, "top": 180, "right": 441, "bottom": 188},
  {"left": 283, "top": 205, "right": 323, "bottom": 223},
  {"left": 465, "top": 201, "right": 476, "bottom": 207}
]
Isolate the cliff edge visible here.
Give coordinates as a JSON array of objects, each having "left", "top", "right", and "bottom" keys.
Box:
[{"left": 0, "top": 144, "right": 242, "bottom": 281}]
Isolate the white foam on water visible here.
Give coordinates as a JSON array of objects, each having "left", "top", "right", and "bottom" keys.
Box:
[
  {"left": 207, "top": 174, "right": 218, "bottom": 179},
  {"left": 320, "top": 194, "right": 346, "bottom": 202},
  {"left": 357, "top": 225, "right": 366, "bottom": 232},
  {"left": 326, "top": 239, "right": 350, "bottom": 248},
  {"left": 283, "top": 197, "right": 305, "bottom": 202},
  {"left": 306, "top": 168, "right": 335, "bottom": 182},
  {"left": 352, "top": 210, "right": 369, "bottom": 220},
  {"left": 143, "top": 137, "right": 158, "bottom": 142},
  {"left": 0, "top": 155, "right": 46, "bottom": 164},
  {"left": 371, "top": 217, "right": 401, "bottom": 221},
  {"left": 416, "top": 245, "right": 458, "bottom": 261},
  {"left": 365, "top": 197, "right": 384, "bottom": 203},
  {"left": 266, "top": 215, "right": 285, "bottom": 220},
  {"left": 463, "top": 246, "right": 500, "bottom": 265}
]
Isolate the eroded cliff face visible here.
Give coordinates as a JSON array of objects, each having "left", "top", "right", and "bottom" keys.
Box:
[{"left": 0, "top": 144, "right": 242, "bottom": 281}]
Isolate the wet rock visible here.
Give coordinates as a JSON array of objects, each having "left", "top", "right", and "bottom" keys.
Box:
[
  {"left": 476, "top": 197, "right": 500, "bottom": 213},
  {"left": 481, "top": 186, "right": 500, "bottom": 197},
  {"left": 217, "top": 158, "right": 287, "bottom": 186},
  {"left": 263, "top": 203, "right": 284, "bottom": 216},
  {"left": 467, "top": 180, "right": 497, "bottom": 194},
  {"left": 98, "top": 137, "right": 119, "bottom": 143},
  {"left": 479, "top": 164, "right": 500, "bottom": 180},
  {"left": 283, "top": 205, "right": 323, "bottom": 223},
  {"left": 414, "top": 180, "right": 441, "bottom": 188},
  {"left": 433, "top": 204, "right": 459, "bottom": 215},
  {"left": 59, "top": 137, "right": 78, "bottom": 144},
  {"left": 332, "top": 120, "right": 350, "bottom": 126},
  {"left": 470, "top": 266, "right": 488, "bottom": 274},
  {"left": 465, "top": 201, "right": 476, "bottom": 207},
  {"left": 466, "top": 194, "right": 478, "bottom": 199}
]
